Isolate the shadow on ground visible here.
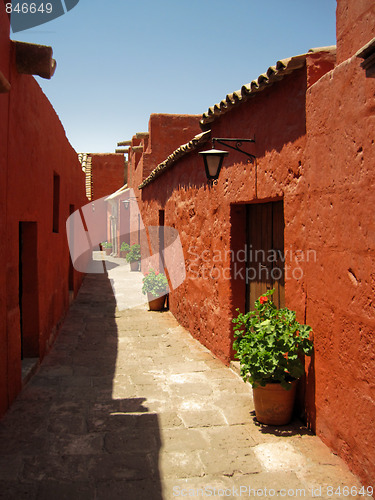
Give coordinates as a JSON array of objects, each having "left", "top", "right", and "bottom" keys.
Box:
[
  {"left": 251, "top": 411, "right": 314, "bottom": 437},
  {"left": 0, "top": 273, "right": 162, "bottom": 500}
]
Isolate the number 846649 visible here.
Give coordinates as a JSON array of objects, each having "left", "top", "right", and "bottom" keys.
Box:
[{"left": 6, "top": 3, "right": 53, "bottom": 14}]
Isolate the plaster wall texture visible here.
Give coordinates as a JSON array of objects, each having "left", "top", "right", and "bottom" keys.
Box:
[
  {"left": 140, "top": 66, "right": 309, "bottom": 363},
  {"left": 304, "top": 46, "right": 375, "bottom": 489},
  {"left": 129, "top": 114, "right": 201, "bottom": 193},
  {"left": 90, "top": 153, "right": 125, "bottom": 201},
  {"left": 299, "top": 1, "right": 375, "bottom": 484},
  {"left": 0, "top": 6, "right": 11, "bottom": 417},
  {"left": 127, "top": 113, "right": 201, "bottom": 249},
  {"left": 138, "top": 44, "right": 375, "bottom": 485},
  {"left": 0, "top": 7, "right": 87, "bottom": 416},
  {"left": 336, "top": 0, "right": 375, "bottom": 64},
  {"left": 142, "top": 113, "right": 201, "bottom": 179}
]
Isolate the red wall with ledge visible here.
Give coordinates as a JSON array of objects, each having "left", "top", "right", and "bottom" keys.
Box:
[
  {"left": 336, "top": 0, "right": 375, "bottom": 63},
  {"left": 129, "top": 113, "right": 201, "bottom": 195},
  {"left": 139, "top": 40, "right": 375, "bottom": 485},
  {"left": 0, "top": 4, "right": 11, "bottom": 417},
  {"left": 303, "top": 37, "right": 375, "bottom": 488},
  {"left": 0, "top": 6, "right": 87, "bottom": 417},
  {"left": 127, "top": 113, "right": 201, "bottom": 248},
  {"left": 140, "top": 65, "right": 309, "bottom": 363},
  {"left": 143, "top": 113, "right": 201, "bottom": 180},
  {"left": 90, "top": 153, "right": 125, "bottom": 201}
]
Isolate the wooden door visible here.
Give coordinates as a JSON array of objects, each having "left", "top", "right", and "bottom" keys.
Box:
[
  {"left": 19, "top": 222, "right": 39, "bottom": 359},
  {"left": 246, "top": 201, "right": 285, "bottom": 311}
]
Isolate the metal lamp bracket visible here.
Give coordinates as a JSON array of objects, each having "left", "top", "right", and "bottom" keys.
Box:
[{"left": 212, "top": 137, "right": 256, "bottom": 162}]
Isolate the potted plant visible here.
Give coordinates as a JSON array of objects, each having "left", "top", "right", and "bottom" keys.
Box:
[
  {"left": 120, "top": 242, "right": 130, "bottom": 259},
  {"left": 101, "top": 241, "right": 112, "bottom": 256},
  {"left": 142, "top": 268, "right": 169, "bottom": 311},
  {"left": 232, "top": 289, "right": 313, "bottom": 425},
  {"left": 126, "top": 243, "right": 141, "bottom": 271}
]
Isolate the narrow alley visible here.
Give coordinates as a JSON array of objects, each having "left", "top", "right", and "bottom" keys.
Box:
[{"left": 0, "top": 261, "right": 364, "bottom": 500}]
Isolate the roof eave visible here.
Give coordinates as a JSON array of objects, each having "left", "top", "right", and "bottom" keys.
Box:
[
  {"left": 199, "top": 53, "right": 310, "bottom": 128},
  {"left": 139, "top": 131, "right": 211, "bottom": 190}
]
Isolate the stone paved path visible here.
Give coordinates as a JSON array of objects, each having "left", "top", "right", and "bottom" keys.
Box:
[{"left": 0, "top": 272, "right": 367, "bottom": 499}]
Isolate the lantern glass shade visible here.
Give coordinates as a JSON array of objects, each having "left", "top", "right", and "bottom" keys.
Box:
[{"left": 199, "top": 148, "right": 228, "bottom": 181}]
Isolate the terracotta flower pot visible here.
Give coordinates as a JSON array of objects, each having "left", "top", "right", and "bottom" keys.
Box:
[
  {"left": 120, "top": 251, "right": 129, "bottom": 259},
  {"left": 252, "top": 380, "right": 297, "bottom": 425},
  {"left": 147, "top": 294, "right": 165, "bottom": 311},
  {"left": 130, "top": 261, "right": 139, "bottom": 271},
  {"left": 105, "top": 248, "right": 112, "bottom": 256}
]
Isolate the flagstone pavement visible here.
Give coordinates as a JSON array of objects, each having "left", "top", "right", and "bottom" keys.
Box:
[{"left": 0, "top": 266, "right": 368, "bottom": 500}]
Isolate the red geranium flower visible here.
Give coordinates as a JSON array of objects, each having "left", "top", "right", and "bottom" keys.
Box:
[{"left": 259, "top": 296, "right": 268, "bottom": 305}]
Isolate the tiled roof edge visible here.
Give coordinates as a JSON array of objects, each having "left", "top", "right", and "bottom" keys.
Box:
[
  {"left": 139, "top": 131, "right": 211, "bottom": 189},
  {"left": 355, "top": 37, "right": 375, "bottom": 59},
  {"left": 308, "top": 45, "right": 337, "bottom": 54},
  {"left": 139, "top": 47, "right": 337, "bottom": 189},
  {"left": 200, "top": 53, "right": 310, "bottom": 127}
]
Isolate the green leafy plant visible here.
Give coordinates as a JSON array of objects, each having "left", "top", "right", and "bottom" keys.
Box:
[
  {"left": 101, "top": 241, "right": 112, "bottom": 249},
  {"left": 120, "top": 242, "right": 130, "bottom": 252},
  {"left": 125, "top": 244, "right": 141, "bottom": 263},
  {"left": 232, "top": 289, "right": 313, "bottom": 390},
  {"left": 142, "top": 268, "right": 169, "bottom": 298}
]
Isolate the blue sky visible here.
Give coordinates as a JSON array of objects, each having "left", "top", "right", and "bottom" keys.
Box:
[{"left": 12, "top": 0, "right": 337, "bottom": 153}]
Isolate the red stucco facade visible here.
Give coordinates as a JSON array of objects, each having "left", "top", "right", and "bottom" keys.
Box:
[
  {"left": 127, "top": 113, "right": 201, "bottom": 249},
  {"left": 127, "top": 0, "right": 375, "bottom": 487},
  {"left": 1, "top": 0, "right": 373, "bottom": 487},
  {"left": 336, "top": 0, "right": 375, "bottom": 63},
  {"left": 128, "top": 113, "right": 201, "bottom": 192},
  {"left": 0, "top": 7, "right": 87, "bottom": 416},
  {"left": 136, "top": 58, "right": 329, "bottom": 364},
  {"left": 90, "top": 153, "right": 126, "bottom": 201},
  {"left": 303, "top": 2, "right": 375, "bottom": 482}
]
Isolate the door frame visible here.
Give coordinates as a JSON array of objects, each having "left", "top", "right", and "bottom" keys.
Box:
[{"left": 245, "top": 200, "right": 285, "bottom": 311}]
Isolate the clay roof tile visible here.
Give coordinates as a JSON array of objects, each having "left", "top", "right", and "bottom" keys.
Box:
[
  {"left": 200, "top": 52, "right": 317, "bottom": 126},
  {"left": 139, "top": 131, "right": 211, "bottom": 189},
  {"left": 140, "top": 47, "right": 336, "bottom": 188}
]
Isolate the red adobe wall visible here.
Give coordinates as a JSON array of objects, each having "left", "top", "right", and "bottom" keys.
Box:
[
  {"left": 139, "top": 3, "right": 375, "bottom": 485},
  {"left": 0, "top": 5, "right": 11, "bottom": 417},
  {"left": 143, "top": 114, "right": 201, "bottom": 180},
  {"left": 303, "top": 4, "right": 375, "bottom": 486},
  {"left": 336, "top": 0, "right": 375, "bottom": 63},
  {"left": 127, "top": 113, "right": 201, "bottom": 248},
  {"left": 127, "top": 136, "right": 143, "bottom": 248},
  {"left": 129, "top": 114, "right": 201, "bottom": 194},
  {"left": 0, "top": 6, "right": 87, "bottom": 416},
  {"left": 90, "top": 153, "right": 125, "bottom": 201},
  {"left": 140, "top": 65, "right": 310, "bottom": 362},
  {"left": 128, "top": 135, "right": 145, "bottom": 207}
]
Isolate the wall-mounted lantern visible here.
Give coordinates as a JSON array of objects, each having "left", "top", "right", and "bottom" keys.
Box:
[
  {"left": 121, "top": 196, "right": 139, "bottom": 209},
  {"left": 198, "top": 147, "right": 228, "bottom": 183},
  {"left": 199, "top": 137, "right": 256, "bottom": 185}
]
